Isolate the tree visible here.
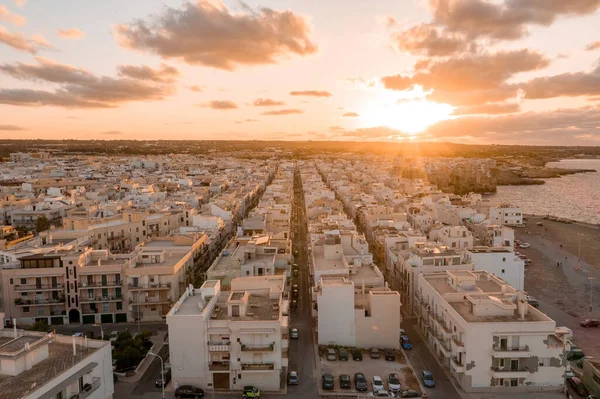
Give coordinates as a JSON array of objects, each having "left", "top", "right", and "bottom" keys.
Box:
[
  {"left": 35, "top": 216, "right": 50, "bottom": 233},
  {"left": 30, "top": 320, "right": 49, "bottom": 332}
]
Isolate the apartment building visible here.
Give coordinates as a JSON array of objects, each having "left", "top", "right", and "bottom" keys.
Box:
[
  {"left": 415, "top": 270, "right": 567, "bottom": 393},
  {"left": 167, "top": 278, "right": 288, "bottom": 391},
  {"left": 315, "top": 276, "right": 400, "bottom": 348},
  {"left": 466, "top": 247, "right": 525, "bottom": 291},
  {"left": 0, "top": 327, "right": 113, "bottom": 399},
  {"left": 489, "top": 205, "right": 524, "bottom": 227},
  {"left": 429, "top": 225, "right": 473, "bottom": 250}
]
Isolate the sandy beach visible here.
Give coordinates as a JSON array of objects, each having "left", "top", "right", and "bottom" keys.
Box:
[{"left": 515, "top": 215, "right": 600, "bottom": 357}]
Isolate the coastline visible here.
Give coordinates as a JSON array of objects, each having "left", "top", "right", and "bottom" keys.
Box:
[{"left": 523, "top": 213, "right": 600, "bottom": 230}]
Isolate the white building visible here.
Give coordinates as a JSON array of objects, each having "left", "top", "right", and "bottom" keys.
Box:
[
  {"left": 315, "top": 276, "right": 401, "bottom": 348},
  {"left": 0, "top": 326, "right": 113, "bottom": 399},
  {"left": 430, "top": 225, "right": 473, "bottom": 250},
  {"left": 467, "top": 247, "right": 525, "bottom": 291},
  {"left": 489, "top": 206, "right": 523, "bottom": 227},
  {"left": 415, "top": 270, "right": 567, "bottom": 393},
  {"left": 167, "top": 278, "right": 288, "bottom": 392}
]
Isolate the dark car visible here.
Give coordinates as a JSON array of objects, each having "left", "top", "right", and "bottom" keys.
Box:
[
  {"left": 567, "top": 377, "right": 589, "bottom": 397},
  {"left": 400, "top": 389, "right": 421, "bottom": 398},
  {"left": 338, "top": 348, "right": 349, "bottom": 361},
  {"left": 567, "top": 349, "right": 586, "bottom": 361},
  {"left": 354, "top": 372, "right": 368, "bottom": 392},
  {"left": 580, "top": 318, "right": 600, "bottom": 328},
  {"left": 421, "top": 370, "right": 435, "bottom": 388},
  {"left": 288, "top": 371, "right": 299, "bottom": 385},
  {"left": 352, "top": 348, "right": 363, "bottom": 361},
  {"left": 527, "top": 296, "right": 539, "bottom": 308},
  {"left": 155, "top": 368, "right": 172, "bottom": 387},
  {"left": 322, "top": 373, "right": 334, "bottom": 390},
  {"left": 339, "top": 374, "right": 352, "bottom": 389},
  {"left": 384, "top": 348, "right": 396, "bottom": 361},
  {"left": 400, "top": 335, "right": 412, "bottom": 350},
  {"left": 175, "top": 385, "right": 205, "bottom": 398}
]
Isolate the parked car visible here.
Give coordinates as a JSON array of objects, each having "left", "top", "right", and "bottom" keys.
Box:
[
  {"left": 354, "top": 372, "right": 368, "bottom": 391},
  {"left": 372, "top": 376, "right": 385, "bottom": 393},
  {"left": 375, "top": 390, "right": 391, "bottom": 397},
  {"left": 73, "top": 332, "right": 84, "bottom": 337},
  {"left": 290, "top": 328, "right": 299, "bottom": 339},
  {"left": 352, "top": 348, "right": 363, "bottom": 361},
  {"left": 327, "top": 348, "right": 337, "bottom": 361},
  {"left": 339, "top": 374, "right": 351, "bottom": 389},
  {"left": 384, "top": 348, "right": 396, "bottom": 360},
  {"left": 421, "top": 370, "right": 435, "bottom": 388},
  {"left": 322, "top": 374, "right": 334, "bottom": 390},
  {"left": 291, "top": 299, "right": 298, "bottom": 309},
  {"left": 370, "top": 347, "right": 380, "bottom": 359},
  {"left": 536, "top": 222, "right": 543, "bottom": 226},
  {"left": 155, "top": 368, "right": 172, "bottom": 387},
  {"left": 519, "top": 243, "right": 530, "bottom": 248},
  {"left": 527, "top": 296, "right": 539, "bottom": 308},
  {"left": 567, "top": 349, "right": 586, "bottom": 361},
  {"left": 400, "top": 336, "right": 412, "bottom": 350},
  {"left": 175, "top": 385, "right": 204, "bottom": 398},
  {"left": 567, "top": 376, "right": 589, "bottom": 397},
  {"left": 580, "top": 319, "right": 600, "bottom": 328},
  {"left": 109, "top": 330, "right": 119, "bottom": 342},
  {"left": 338, "top": 348, "right": 348, "bottom": 361},
  {"left": 242, "top": 386, "right": 260, "bottom": 399},
  {"left": 400, "top": 390, "right": 421, "bottom": 398},
  {"left": 288, "top": 370, "right": 298, "bottom": 385},
  {"left": 388, "top": 373, "right": 401, "bottom": 393}
]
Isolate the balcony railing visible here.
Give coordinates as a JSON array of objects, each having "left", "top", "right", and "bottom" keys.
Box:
[
  {"left": 208, "top": 362, "right": 230, "bottom": 371},
  {"left": 451, "top": 356, "right": 463, "bottom": 367},
  {"left": 493, "top": 344, "right": 529, "bottom": 352},
  {"left": 128, "top": 282, "right": 171, "bottom": 290},
  {"left": 80, "top": 296, "right": 122, "bottom": 303},
  {"left": 78, "top": 377, "right": 101, "bottom": 399},
  {"left": 14, "top": 298, "right": 65, "bottom": 306},
  {"left": 14, "top": 283, "right": 64, "bottom": 291},
  {"left": 79, "top": 281, "right": 121, "bottom": 288},
  {"left": 241, "top": 362, "right": 275, "bottom": 371},
  {"left": 490, "top": 366, "right": 529, "bottom": 373},
  {"left": 451, "top": 335, "right": 464, "bottom": 347},
  {"left": 241, "top": 343, "right": 275, "bottom": 352}
]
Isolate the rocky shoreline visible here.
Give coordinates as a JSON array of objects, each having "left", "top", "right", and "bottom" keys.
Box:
[{"left": 497, "top": 166, "right": 596, "bottom": 186}]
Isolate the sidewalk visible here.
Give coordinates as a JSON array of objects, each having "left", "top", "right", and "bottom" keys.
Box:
[{"left": 119, "top": 331, "right": 167, "bottom": 383}]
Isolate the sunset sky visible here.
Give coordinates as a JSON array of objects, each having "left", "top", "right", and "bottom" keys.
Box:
[{"left": 1, "top": 0, "right": 600, "bottom": 144}]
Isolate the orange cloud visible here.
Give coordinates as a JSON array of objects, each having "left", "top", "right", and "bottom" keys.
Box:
[
  {"left": 453, "top": 102, "right": 520, "bottom": 115},
  {"left": 586, "top": 41, "right": 600, "bottom": 51},
  {"left": 260, "top": 109, "right": 303, "bottom": 115},
  {"left": 114, "top": 0, "right": 317, "bottom": 70},
  {"left": 117, "top": 63, "right": 179, "bottom": 82},
  {"left": 521, "top": 63, "right": 600, "bottom": 100},
  {"left": 0, "top": 5, "right": 25, "bottom": 26},
  {"left": 205, "top": 100, "right": 238, "bottom": 110},
  {"left": 392, "top": 24, "right": 468, "bottom": 56},
  {"left": 253, "top": 98, "right": 285, "bottom": 106},
  {"left": 0, "top": 57, "right": 175, "bottom": 108},
  {"left": 57, "top": 28, "right": 86, "bottom": 39},
  {"left": 0, "top": 124, "right": 26, "bottom": 131},
  {"left": 343, "top": 112, "right": 359, "bottom": 117},
  {"left": 0, "top": 26, "right": 52, "bottom": 53},
  {"left": 14, "top": 0, "right": 27, "bottom": 8},
  {"left": 187, "top": 85, "right": 203, "bottom": 92},
  {"left": 289, "top": 90, "right": 332, "bottom": 97}
]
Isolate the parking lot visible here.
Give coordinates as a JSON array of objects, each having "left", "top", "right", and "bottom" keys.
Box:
[{"left": 318, "top": 347, "right": 421, "bottom": 395}]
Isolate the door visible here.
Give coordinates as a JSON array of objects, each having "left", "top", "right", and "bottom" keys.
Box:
[
  {"left": 510, "top": 359, "right": 519, "bottom": 371},
  {"left": 36, "top": 277, "right": 42, "bottom": 289},
  {"left": 500, "top": 338, "right": 508, "bottom": 351},
  {"left": 51, "top": 276, "right": 58, "bottom": 288}
]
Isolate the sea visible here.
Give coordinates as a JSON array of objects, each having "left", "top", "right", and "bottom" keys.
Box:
[{"left": 489, "top": 159, "right": 600, "bottom": 225}]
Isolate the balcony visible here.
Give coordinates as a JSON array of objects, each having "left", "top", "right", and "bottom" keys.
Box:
[
  {"left": 79, "top": 281, "right": 122, "bottom": 288},
  {"left": 14, "top": 283, "right": 64, "bottom": 292},
  {"left": 78, "top": 377, "right": 101, "bottom": 399},
  {"left": 14, "top": 298, "right": 65, "bottom": 306},
  {"left": 451, "top": 335, "right": 464, "bottom": 349},
  {"left": 451, "top": 356, "right": 465, "bottom": 373},
  {"left": 492, "top": 345, "right": 530, "bottom": 357},
  {"left": 490, "top": 366, "right": 530, "bottom": 378},
  {"left": 130, "top": 297, "right": 172, "bottom": 305},
  {"left": 208, "top": 342, "right": 230, "bottom": 352},
  {"left": 128, "top": 282, "right": 171, "bottom": 291},
  {"left": 80, "top": 296, "right": 122, "bottom": 304},
  {"left": 241, "top": 343, "right": 275, "bottom": 352},
  {"left": 208, "top": 362, "right": 230, "bottom": 371},
  {"left": 107, "top": 234, "right": 125, "bottom": 241},
  {"left": 241, "top": 362, "right": 275, "bottom": 371}
]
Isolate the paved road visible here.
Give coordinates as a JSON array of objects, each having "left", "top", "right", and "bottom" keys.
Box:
[{"left": 403, "top": 318, "right": 463, "bottom": 399}]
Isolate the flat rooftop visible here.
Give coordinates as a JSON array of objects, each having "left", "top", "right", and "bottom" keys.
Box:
[
  {"left": 0, "top": 339, "right": 99, "bottom": 399},
  {"left": 312, "top": 246, "right": 345, "bottom": 271},
  {"left": 211, "top": 294, "right": 279, "bottom": 321},
  {"left": 209, "top": 243, "right": 276, "bottom": 285}
]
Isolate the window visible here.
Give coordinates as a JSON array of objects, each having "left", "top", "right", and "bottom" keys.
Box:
[
  {"left": 503, "top": 257, "right": 506, "bottom": 262},
  {"left": 23, "top": 307, "right": 29, "bottom": 313},
  {"left": 116, "top": 302, "right": 122, "bottom": 310},
  {"left": 98, "top": 234, "right": 101, "bottom": 239},
  {"left": 20, "top": 278, "right": 27, "bottom": 284},
  {"left": 501, "top": 269, "right": 505, "bottom": 273},
  {"left": 38, "top": 308, "right": 44, "bottom": 316},
  {"left": 88, "top": 289, "right": 94, "bottom": 299},
  {"left": 151, "top": 306, "right": 156, "bottom": 311},
  {"left": 101, "top": 288, "right": 108, "bottom": 298},
  {"left": 9, "top": 278, "right": 12, "bottom": 285},
  {"left": 103, "top": 303, "right": 110, "bottom": 312}
]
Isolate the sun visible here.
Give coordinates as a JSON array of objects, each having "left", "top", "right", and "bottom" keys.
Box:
[{"left": 358, "top": 86, "right": 454, "bottom": 136}]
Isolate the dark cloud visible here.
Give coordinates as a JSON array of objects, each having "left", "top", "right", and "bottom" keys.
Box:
[
  {"left": 117, "top": 63, "right": 179, "bottom": 82},
  {"left": 425, "top": 106, "right": 600, "bottom": 144},
  {"left": 0, "top": 124, "right": 26, "bottom": 131},
  {"left": 343, "top": 112, "right": 359, "bottom": 117},
  {"left": 260, "top": 108, "right": 303, "bottom": 115},
  {"left": 114, "top": 0, "right": 317, "bottom": 70},
  {"left": 206, "top": 100, "right": 238, "bottom": 110},
  {"left": 521, "top": 63, "right": 600, "bottom": 99},
  {"left": 0, "top": 57, "right": 175, "bottom": 108},
  {"left": 252, "top": 98, "right": 285, "bottom": 106},
  {"left": 100, "top": 130, "right": 123, "bottom": 135},
  {"left": 382, "top": 50, "right": 549, "bottom": 105},
  {"left": 392, "top": 24, "right": 468, "bottom": 56},
  {"left": 289, "top": 90, "right": 332, "bottom": 97},
  {"left": 57, "top": 28, "right": 85, "bottom": 39},
  {"left": 429, "top": 0, "right": 600, "bottom": 40},
  {"left": 453, "top": 102, "right": 520, "bottom": 115},
  {"left": 0, "top": 26, "right": 52, "bottom": 53},
  {"left": 586, "top": 41, "right": 600, "bottom": 51}
]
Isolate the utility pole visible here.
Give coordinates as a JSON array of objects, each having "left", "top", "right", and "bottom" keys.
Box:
[
  {"left": 578, "top": 233, "right": 584, "bottom": 269},
  {"left": 148, "top": 352, "right": 165, "bottom": 399},
  {"left": 589, "top": 277, "right": 596, "bottom": 319}
]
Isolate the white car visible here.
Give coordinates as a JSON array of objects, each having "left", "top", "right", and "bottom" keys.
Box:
[
  {"left": 290, "top": 328, "right": 299, "bottom": 339},
  {"left": 372, "top": 376, "right": 385, "bottom": 393},
  {"left": 109, "top": 331, "right": 119, "bottom": 342},
  {"left": 519, "top": 243, "right": 530, "bottom": 248}
]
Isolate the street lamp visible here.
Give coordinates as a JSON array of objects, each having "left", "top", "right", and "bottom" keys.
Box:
[
  {"left": 578, "top": 233, "right": 585, "bottom": 269},
  {"left": 589, "top": 277, "right": 596, "bottom": 319},
  {"left": 148, "top": 352, "right": 165, "bottom": 399},
  {"left": 93, "top": 324, "right": 104, "bottom": 341}
]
